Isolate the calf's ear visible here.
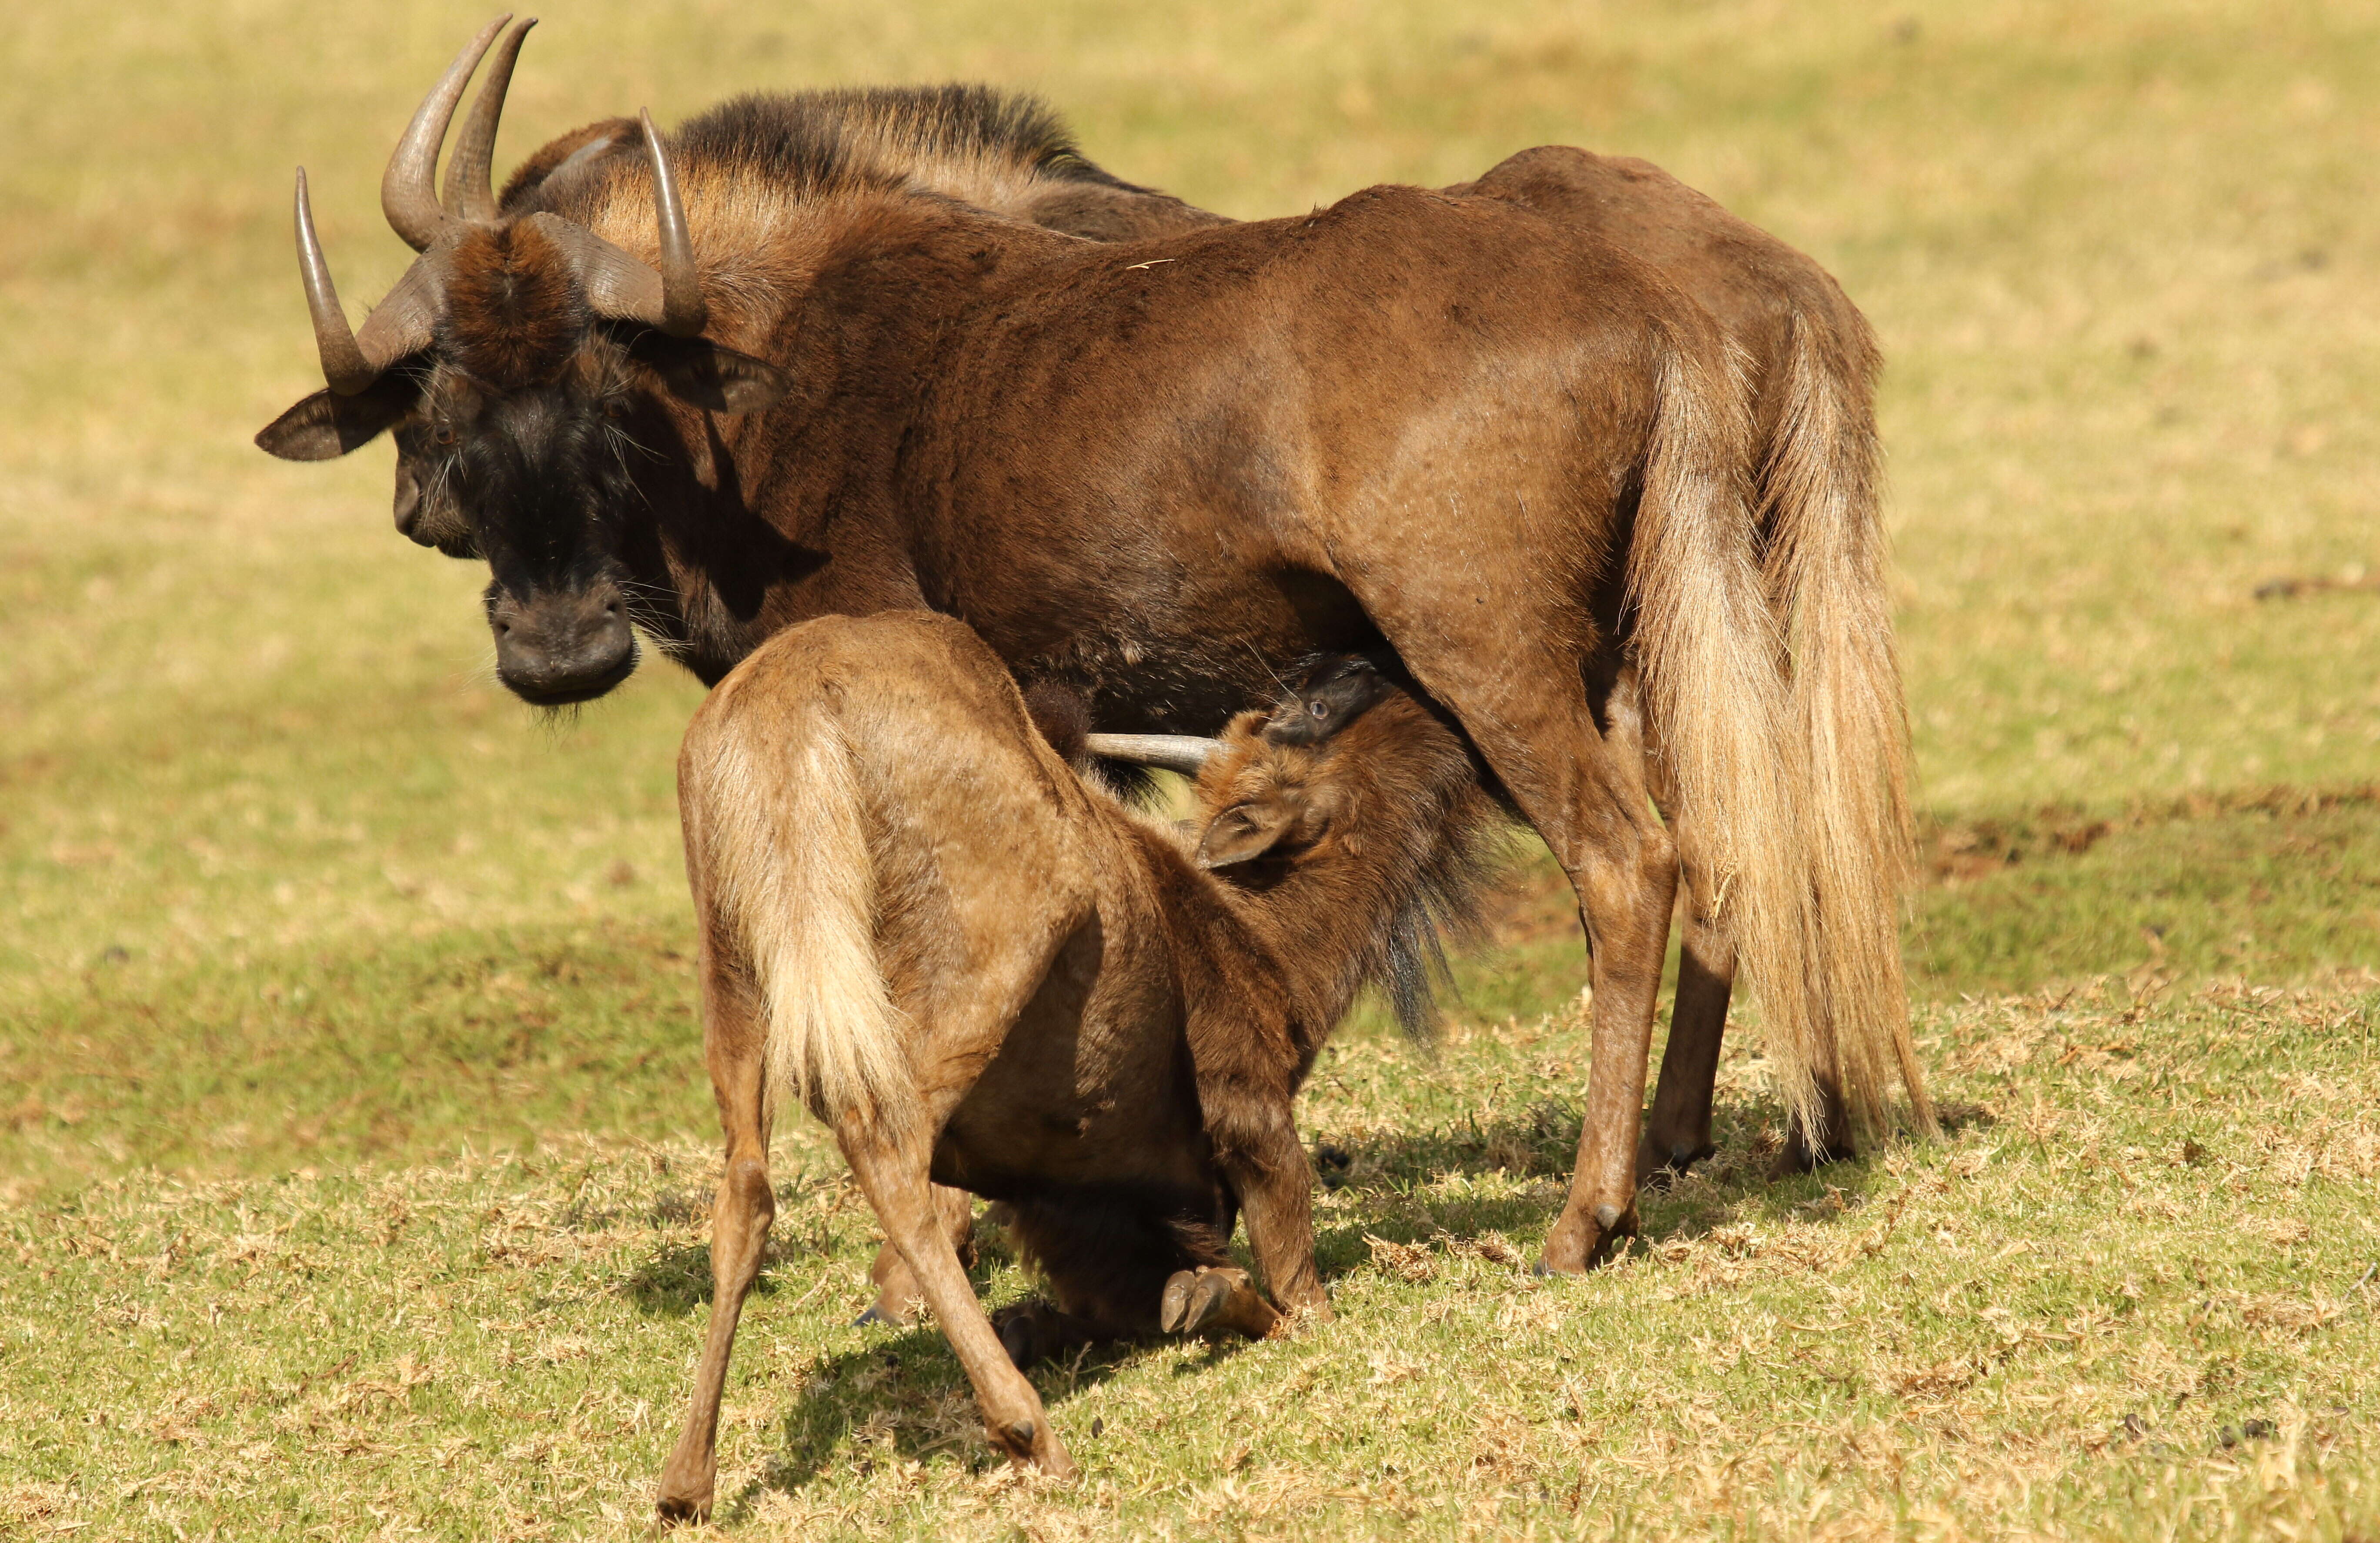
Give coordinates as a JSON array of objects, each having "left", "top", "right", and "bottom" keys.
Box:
[
  {"left": 254, "top": 376, "right": 421, "bottom": 461},
  {"left": 1196, "top": 797, "right": 1303, "bottom": 869},
  {"left": 637, "top": 336, "right": 792, "bottom": 414}
]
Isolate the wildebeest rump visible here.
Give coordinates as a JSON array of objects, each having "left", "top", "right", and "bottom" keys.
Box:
[
  {"left": 662, "top": 613, "right": 1498, "bottom": 1513},
  {"left": 254, "top": 19, "right": 1925, "bottom": 1277}
]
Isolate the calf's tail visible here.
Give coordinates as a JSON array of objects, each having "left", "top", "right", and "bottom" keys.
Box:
[{"left": 681, "top": 699, "right": 916, "bottom": 1141}]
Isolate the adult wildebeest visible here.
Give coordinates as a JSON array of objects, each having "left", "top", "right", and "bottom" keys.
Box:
[
  {"left": 359, "top": 50, "right": 1924, "bottom": 1185},
  {"left": 661, "top": 615, "right": 1495, "bottom": 1513},
  {"left": 255, "top": 17, "right": 1928, "bottom": 1275}
]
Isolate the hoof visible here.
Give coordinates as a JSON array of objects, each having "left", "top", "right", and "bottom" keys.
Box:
[
  {"left": 655, "top": 1490, "right": 711, "bottom": 1527},
  {"left": 1537, "top": 1199, "right": 1640, "bottom": 1275},
  {"left": 1160, "top": 1269, "right": 1233, "bottom": 1334},
  {"left": 1635, "top": 1138, "right": 1717, "bottom": 1188},
  {"left": 852, "top": 1304, "right": 889, "bottom": 1328}
]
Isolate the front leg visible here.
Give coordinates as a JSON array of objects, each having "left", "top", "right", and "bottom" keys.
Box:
[{"left": 1208, "top": 1098, "right": 1330, "bottom": 1322}]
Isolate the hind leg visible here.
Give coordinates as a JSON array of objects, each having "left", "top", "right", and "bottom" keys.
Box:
[
  {"left": 1636, "top": 723, "right": 1733, "bottom": 1180},
  {"left": 657, "top": 927, "right": 777, "bottom": 1523},
  {"left": 1379, "top": 649, "right": 1678, "bottom": 1274},
  {"left": 1638, "top": 694, "right": 1857, "bottom": 1176},
  {"left": 859, "top": 1185, "right": 976, "bottom": 1325},
  {"left": 841, "top": 1126, "right": 1074, "bottom": 1475}
]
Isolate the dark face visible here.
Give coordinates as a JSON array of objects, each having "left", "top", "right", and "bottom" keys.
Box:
[
  {"left": 258, "top": 325, "right": 789, "bottom": 707},
  {"left": 1262, "top": 655, "right": 1392, "bottom": 746},
  {"left": 412, "top": 350, "right": 645, "bottom": 705}
]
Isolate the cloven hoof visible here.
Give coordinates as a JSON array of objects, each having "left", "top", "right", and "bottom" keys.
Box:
[
  {"left": 1159, "top": 1269, "right": 1230, "bottom": 1334},
  {"left": 654, "top": 1489, "right": 711, "bottom": 1527}
]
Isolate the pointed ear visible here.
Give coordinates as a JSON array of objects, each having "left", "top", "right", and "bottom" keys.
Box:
[
  {"left": 254, "top": 375, "right": 421, "bottom": 461},
  {"left": 635, "top": 336, "right": 792, "bottom": 414},
  {"left": 1196, "top": 797, "right": 1303, "bottom": 869}
]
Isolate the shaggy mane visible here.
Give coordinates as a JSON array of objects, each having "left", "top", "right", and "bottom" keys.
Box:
[{"left": 673, "top": 84, "right": 1131, "bottom": 200}]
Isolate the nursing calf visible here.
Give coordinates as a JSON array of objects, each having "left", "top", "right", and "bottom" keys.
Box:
[{"left": 656, "top": 612, "right": 1495, "bottom": 1520}]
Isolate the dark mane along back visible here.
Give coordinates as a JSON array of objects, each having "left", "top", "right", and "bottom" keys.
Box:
[
  {"left": 503, "top": 85, "right": 1224, "bottom": 241},
  {"left": 674, "top": 84, "right": 1147, "bottom": 196}
]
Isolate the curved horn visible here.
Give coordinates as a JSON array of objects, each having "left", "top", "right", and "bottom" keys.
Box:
[
  {"left": 293, "top": 168, "right": 444, "bottom": 394},
  {"left": 1082, "top": 733, "right": 1220, "bottom": 776},
  {"left": 383, "top": 15, "right": 511, "bottom": 251},
  {"left": 639, "top": 109, "right": 708, "bottom": 336},
  {"left": 441, "top": 16, "right": 537, "bottom": 222},
  {"left": 295, "top": 169, "right": 378, "bottom": 395}
]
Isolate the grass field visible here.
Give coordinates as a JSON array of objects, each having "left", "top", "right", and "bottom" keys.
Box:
[{"left": 3, "top": 0, "right": 2378, "bottom": 1536}]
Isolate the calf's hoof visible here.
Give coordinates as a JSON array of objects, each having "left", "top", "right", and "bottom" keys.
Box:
[
  {"left": 1160, "top": 1267, "right": 1282, "bottom": 1338},
  {"left": 991, "top": 1415, "right": 1077, "bottom": 1479}
]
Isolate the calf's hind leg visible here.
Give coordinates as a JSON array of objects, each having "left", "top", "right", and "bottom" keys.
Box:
[
  {"left": 656, "top": 938, "right": 776, "bottom": 1524},
  {"left": 839, "top": 1126, "right": 1076, "bottom": 1476},
  {"left": 859, "top": 1185, "right": 977, "bottom": 1325}
]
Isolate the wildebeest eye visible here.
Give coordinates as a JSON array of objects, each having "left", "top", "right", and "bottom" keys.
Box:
[
  {"left": 431, "top": 424, "right": 458, "bottom": 447},
  {"left": 1309, "top": 700, "right": 1328, "bottom": 719}
]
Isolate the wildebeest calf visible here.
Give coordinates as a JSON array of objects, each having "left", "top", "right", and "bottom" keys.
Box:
[{"left": 656, "top": 611, "right": 1497, "bottom": 1518}]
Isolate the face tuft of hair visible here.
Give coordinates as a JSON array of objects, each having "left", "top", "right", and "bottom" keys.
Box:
[{"left": 440, "top": 223, "right": 589, "bottom": 389}]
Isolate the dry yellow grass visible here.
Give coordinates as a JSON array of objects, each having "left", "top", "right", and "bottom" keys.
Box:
[{"left": 6, "top": 982, "right": 2378, "bottom": 1538}]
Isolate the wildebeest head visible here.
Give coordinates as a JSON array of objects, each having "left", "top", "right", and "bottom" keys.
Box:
[{"left": 254, "top": 17, "right": 789, "bottom": 704}]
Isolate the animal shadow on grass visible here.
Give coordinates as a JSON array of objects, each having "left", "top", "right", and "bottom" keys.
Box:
[
  {"left": 1312, "top": 1091, "right": 1961, "bottom": 1271},
  {"left": 724, "top": 1322, "right": 1173, "bottom": 1514},
  {"left": 622, "top": 1208, "right": 1258, "bottom": 1509},
  {"left": 622, "top": 1179, "right": 860, "bottom": 1317}
]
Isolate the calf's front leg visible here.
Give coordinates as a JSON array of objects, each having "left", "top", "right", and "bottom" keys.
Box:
[{"left": 1207, "top": 1096, "right": 1330, "bottom": 1323}]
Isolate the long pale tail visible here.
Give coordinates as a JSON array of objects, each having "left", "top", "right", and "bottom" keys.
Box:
[
  {"left": 1627, "top": 329, "right": 1834, "bottom": 1146},
  {"left": 1763, "top": 307, "right": 1935, "bottom": 1139},
  {"left": 681, "top": 703, "right": 917, "bottom": 1140}
]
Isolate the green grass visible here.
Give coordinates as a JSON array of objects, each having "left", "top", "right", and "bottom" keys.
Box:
[
  {"left": 7, "top": 987, "right": 2379, "bottom": 1538},
  {"left": 4, "top": 0, "right": 2380, "bottom": 1534}
]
